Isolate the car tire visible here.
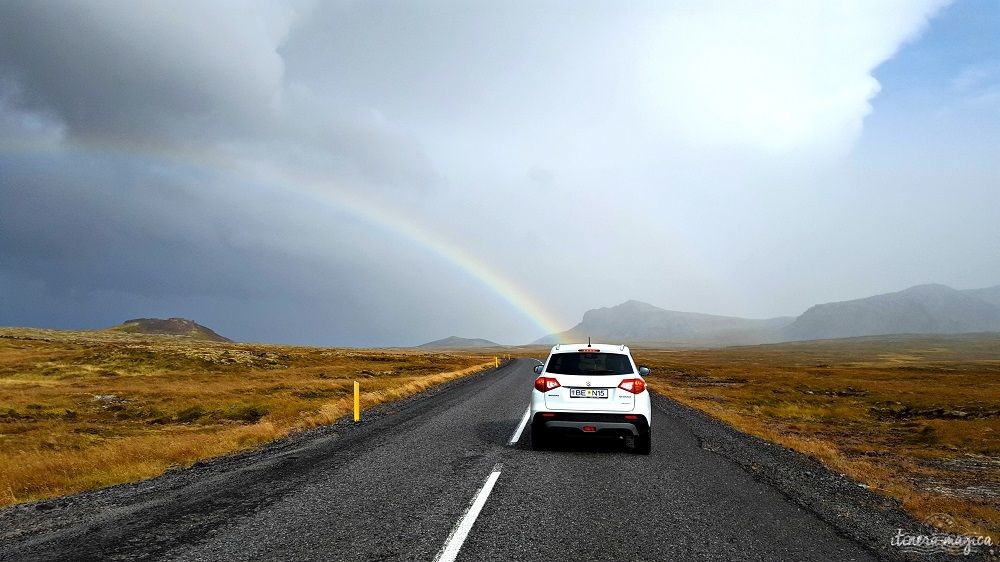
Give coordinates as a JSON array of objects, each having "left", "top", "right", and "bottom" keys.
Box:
[
  {"left": 530, "top": 424, "right": 548, "bottom": 450},
  {"left": 633, "top": 432, "right": 651, "bottom": 455}
]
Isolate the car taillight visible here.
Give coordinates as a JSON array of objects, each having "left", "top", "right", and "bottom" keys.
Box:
[
  {"left": 618, "top": 378, "right": 646, "bottom": 394},
  {"left": 534, "top": 376, "right": 561, "bottom": 392}
]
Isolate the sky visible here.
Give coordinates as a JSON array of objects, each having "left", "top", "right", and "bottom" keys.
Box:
[{"left": 1, "top": 0, "right": 998, "bottom": 346}]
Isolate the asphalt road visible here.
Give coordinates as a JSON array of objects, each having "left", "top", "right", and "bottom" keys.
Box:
[{"left": 0, "top": 359, "right": 926, "bottom": 561}]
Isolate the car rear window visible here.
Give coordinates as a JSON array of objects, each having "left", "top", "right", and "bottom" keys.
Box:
[{"left": 545, "top": 352, "right": 634, "bottom": 375}]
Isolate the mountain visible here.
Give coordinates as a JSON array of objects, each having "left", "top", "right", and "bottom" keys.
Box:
[
  {"left": 535, "top": 300, "right": 793, "bottom": 346},
  {"left": 534, "top": 284, "right": 1000, "bottom": 346},
  {"left": 418, "top": 336, "right": 501, "bottom": 348},
  {"left": 963, "top": 285, "right": 1000, "bottom": 307},
  {"left": 108, "top": 318, "right": 232, "bottom": 342},
  {"left": 783, "top": 284, "right": 1000, "bottom": 341}
]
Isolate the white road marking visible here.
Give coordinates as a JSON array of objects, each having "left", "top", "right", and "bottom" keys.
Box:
[
  {"left": 433, "top": 464, "right": 503, "bottom": 562},
  {"left": 508, "top": 406, "right": 530, "bottom": 445}
]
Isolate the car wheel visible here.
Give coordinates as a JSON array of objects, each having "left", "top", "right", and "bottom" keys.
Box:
[
  {"left": 530, "top": 424, "right": 548, "bottom": 450},
  {"left": 633, "top": 432, "right": 651, "bottom": 455}
]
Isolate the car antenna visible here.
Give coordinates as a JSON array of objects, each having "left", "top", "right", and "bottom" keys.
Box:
[{"left": 588, "top": 336, "right": 591, "bottom": 346}]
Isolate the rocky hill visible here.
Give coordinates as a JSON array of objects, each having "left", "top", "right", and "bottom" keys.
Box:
[
  {"left": 108, "top": 318, "right": 232, "bottom": 342},
  {"left": 418, "top": 336, "right": 500, "bottom": 348}
]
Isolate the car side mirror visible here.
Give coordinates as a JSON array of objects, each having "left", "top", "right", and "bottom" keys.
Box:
[
  {"left": 533, "top": 364, "right": 544, "bottom": 375},
  {"left": 638, "top": 367, "right": 650, "bottom": 376}
]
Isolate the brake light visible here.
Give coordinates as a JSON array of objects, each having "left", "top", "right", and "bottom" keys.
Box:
[
  {"left": 618, "top": 378, "right": 646, "bottom": 394},
  {"left": 534, "top": 376, "right": 561, "bottom": 392},
  {"left": 578, "top": 348, "right": 600, "bottom": 353},
  {"left": 624, "top": 415, "right": 639, "bottom": 420}
]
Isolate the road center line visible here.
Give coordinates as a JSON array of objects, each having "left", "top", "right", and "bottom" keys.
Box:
[
  {"left": 433, "top": 464, "right": 503, "bottom": 562},
  {"left": 508, "top": 407, "right": 530, "bottom": 445}
]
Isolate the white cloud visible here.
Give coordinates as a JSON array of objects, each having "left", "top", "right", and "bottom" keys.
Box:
[{"left": 639, "top": 1, "right": 950, "bottom": 152}]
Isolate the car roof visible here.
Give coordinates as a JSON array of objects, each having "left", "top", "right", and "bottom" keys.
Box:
[{"left": 549, "top": 343, "right": 631, "bottom": 354}]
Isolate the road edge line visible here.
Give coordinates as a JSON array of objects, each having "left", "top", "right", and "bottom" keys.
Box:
[
  {"left": 433, "top": 463, "right": 503, "bottom": 562},
  {"left": 508, "top": 407, "right": 530, "bottom": 445}
]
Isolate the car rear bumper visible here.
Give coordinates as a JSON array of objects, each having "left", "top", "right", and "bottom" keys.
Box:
[{"left": 532, "top": 412, "right": 649, "bottom": 436}]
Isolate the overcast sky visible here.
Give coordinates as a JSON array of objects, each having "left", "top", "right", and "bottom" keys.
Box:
[{"left": 1, "top": 0, "right": 998, "bottom": 345}]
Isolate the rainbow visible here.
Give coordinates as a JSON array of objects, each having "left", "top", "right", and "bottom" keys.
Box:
[
  {"left": 273, "top": 166, "right": 568, "bottom": 339},
  {"left": 0, "top": 137, "right": 568, "bottom": 340}
]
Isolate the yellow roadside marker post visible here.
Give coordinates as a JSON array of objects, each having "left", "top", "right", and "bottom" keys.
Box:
[
  {"left": 354, "top": 381, "right": 360, "bottom": 423},
  {"left": 495, "top": 356, "right": 499, "bottom": 368}
]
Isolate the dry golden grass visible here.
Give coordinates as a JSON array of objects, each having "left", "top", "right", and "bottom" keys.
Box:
[
  {"left": 632, "top": 334, "right": 1000, "bottom": 538},
  {"left": 0, "top": 327, "right": 496, "bottom": 507}
]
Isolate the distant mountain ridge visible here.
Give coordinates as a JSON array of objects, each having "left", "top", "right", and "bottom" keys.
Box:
[
  {"left": 108, "top": 318, "right": 232, "bottom": 342},
  {"left": 964, "top": 285, "right": 1000, "bottom": 308},
  {"left": 783, "top": 284, "right": 1000, "bottom": 341},
  {"left": 418, "top": 336, "right": 501, "bottom": 348},
  {"left": 535, "top": 284, "right": 1000, "bottom": 346},
  {"left": 535, "top": 300, "right": 792, "bottom": 346}
]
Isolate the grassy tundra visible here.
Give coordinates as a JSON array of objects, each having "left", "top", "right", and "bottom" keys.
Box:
[
  {"left": 634, "top": 334, "right": 999, "bottom": 537},
  {"left": 2, "top": 327, "right": 997, "bottom": 537},
  {"left": 0, "top": 327, "right": 494, "bottom": 507}
]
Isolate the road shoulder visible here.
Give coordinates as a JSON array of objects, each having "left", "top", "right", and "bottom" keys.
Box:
[
  {"left": 650, "top": 392, "right": 975, "bottom": 561},
  {"left": 0, "top": 360, "right": 517, "bottom": 555}
]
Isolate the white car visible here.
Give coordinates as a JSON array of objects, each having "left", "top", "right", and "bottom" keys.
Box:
[{"left": 530, "top": 342, "right": 651, "bottom": 454}]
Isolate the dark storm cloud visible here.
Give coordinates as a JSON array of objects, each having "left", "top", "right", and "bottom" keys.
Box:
[
  {"left": 0, "top": 1, "right": 455, "bottom": 345},
  {"left": 0, "top": 1, "right": 287, "bottom": 139},
  {"left": 0, "top": 1, "right": 438, "bottom": 187},
  {"left": 0, "top": 149, "right": 476, "bottom": 345},
  {"left": 2, "top": 154, "right": 266, "bottom": 298}
]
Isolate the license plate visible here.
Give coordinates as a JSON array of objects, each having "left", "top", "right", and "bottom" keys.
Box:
[{"left": 568, "top": 388, "right": 608, "bottom": 399}]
